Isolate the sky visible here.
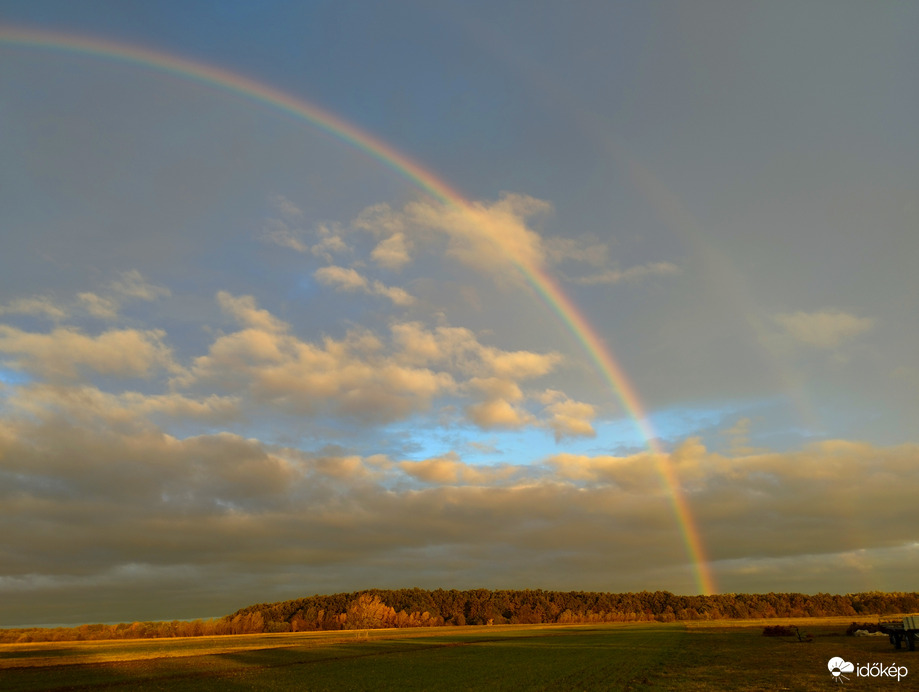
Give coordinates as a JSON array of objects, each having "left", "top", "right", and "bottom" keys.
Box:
[{"left": 1, "top": 0, "right": 917, "bottom": 626}]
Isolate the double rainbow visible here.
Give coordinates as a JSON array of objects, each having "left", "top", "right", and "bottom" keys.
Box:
[{"left": 1, "top": 25, "right": 716, "bottom": 595}]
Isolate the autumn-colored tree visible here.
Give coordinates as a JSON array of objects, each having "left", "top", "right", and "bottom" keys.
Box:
[{"left": 346, "top": 594, "right": 396, "bottom": 629}]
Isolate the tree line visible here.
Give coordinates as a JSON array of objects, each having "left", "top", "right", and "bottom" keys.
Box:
[
  {"left": 231, "top": 589, "right": 919, "bottom": 631},
  {"left": 4, "top": 589, "right": 917, "bottom": 643}
]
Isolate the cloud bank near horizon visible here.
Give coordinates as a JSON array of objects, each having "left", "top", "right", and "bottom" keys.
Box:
[{"left": 0, "top": 246, "right": 915, "bottom": 624}]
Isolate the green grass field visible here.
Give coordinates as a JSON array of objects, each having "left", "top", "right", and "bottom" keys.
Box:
[{"left": 0, "top": 619, "right": 913, "bottom": 691}]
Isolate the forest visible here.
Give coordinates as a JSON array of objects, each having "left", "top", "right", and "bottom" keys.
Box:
[{"left": 4, "top": 589, "right": 918, "bottom": 643}]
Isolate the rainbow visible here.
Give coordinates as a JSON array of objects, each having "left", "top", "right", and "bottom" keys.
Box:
[{"left": 0, "top": 25, "right": 716, "bottom": 595}]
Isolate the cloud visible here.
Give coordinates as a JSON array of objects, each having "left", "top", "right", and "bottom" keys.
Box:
[
  {"left": 390, "top": 322, "right": 481, "bottom": 369},
  {"left": 485, "top": 349, "right": 561, "bottom": 380},
  {"left": 183, "top": 297, "right": 455, "bottom": 422},
  {"left": 260, "top": 216, "right": 310, "bottom": 253},
  {"left": 370, "top": 232, "right": 412, "bottom": 271},
  {"left": 569, "top": 261, "right": 681, "bottom": 285},
  {"left": 270, "top": 194, "right": 304, "bottom": 221},
  {"left": 314, "top": 266, "right": 415, "bottom": 305},
  {"left": 464, "top": 377, "right": 531, "bottom": 429},
  {"left": 0, "top": 296, "right": 68, "bottom": 321},
  {"left": 217, "top": 291, "right": 289, "bottom": 333},
  {"left": 4, "top": 404, "right": 917, "bottom": 624},
  {"left": 465, "top": 397, "right": 530, "bottom": 428},
  {"left": 539, "top": 389, "right": 596, "bottom": 441},
  {"left": 353, "top": 202, "right": 409, "bottom": 237},
  {"left": 0, "top": 325, "right": 176, "bottom": 379},
  {"left": 399, "top": 454, "right": 474, "bottom": 484},
  {"left": 182, "top": 296, "right": 564, "bottom": 428},
  {"left": 0, "top": 271, "right": 169, "bottom": 324},
  {"left": 260, "top": 195, "right": 351, "bottom": 260},
  {"left": 390, "top": 322, "right": 562, "bottom": 378},
  {"left": 314, "top": 265, "right": 368, "bottom": 292},
  {"left": 0, "top": 421, "right": 297, "bottom": 539},
  {"left": 547, "top": 439, "right": 919, "bottom": 570},
  {"left": 541, "top": 236, "right": 679, "bottom": 287},
  {"left": 352, "top": 194, "right": 551, "bottom": 281},
  {"left": 77, "top": 292, "right": 120, "bottom": 320},
  {"left": 269, "top": 193, "right": 677, "bottom": 298},
  {"left": 274, "top": 195, "right": 677, "bottom": 298},
  {"left": 76, "top": 271, "right": 171, "bottom": 320},
  {"left": 6, "top": 383, "right": 239, "bottom": 429},
  {"left": 548, "top": 450, "right": 659, "bottom": 490},
  {"left": 372, "top": 282, "right": 415, "bottom": 306},
  {"left": 411, "top": 193, "right": 550, "bottom": 276},
  {"left": 258, "top": 195, "right": 308, "bottom": 252},
  {"left": 310, "top": 229, "right": 351, "bottom": 260},
  {"left": 389, "top": 321, "right": 564, "bottom": 429},
  {"left": 108, "top": 269, "right": 171, "bottom": 302},
  {"left": 544, "top": 236, "right": 610, "bottom": 267},
  {"left": 773, "top": 309, "right": 874, "bottom": 349},
  {"left": 720, "top": 417, "right": 765, "bottom": 456},
  {"left": 398, "top": 452, "right": 515, "bottom": 485}
]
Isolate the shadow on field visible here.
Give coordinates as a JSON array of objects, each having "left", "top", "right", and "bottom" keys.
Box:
[
  {"left": 1, "top": 626, "right": 685, "bottom": 691},
  {"left": 0, "top": 647, "right": 83, "bottom": 660}
]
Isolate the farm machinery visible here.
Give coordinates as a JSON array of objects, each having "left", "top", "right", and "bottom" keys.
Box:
[{"left": 878, "top": 616, "right": 919, "bottom": 651}]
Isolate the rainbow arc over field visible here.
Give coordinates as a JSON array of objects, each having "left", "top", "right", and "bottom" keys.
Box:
[{"left": 1, "top": 25, "right": 717, "bottom": 595}]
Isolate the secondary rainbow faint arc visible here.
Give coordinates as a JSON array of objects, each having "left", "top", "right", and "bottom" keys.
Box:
[{"left": 1, "top": 25, "right": 717, "bottom": 596}]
